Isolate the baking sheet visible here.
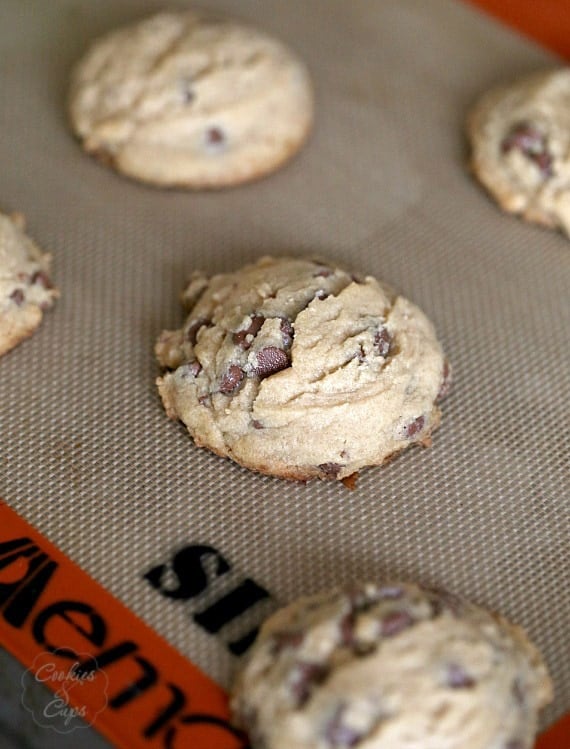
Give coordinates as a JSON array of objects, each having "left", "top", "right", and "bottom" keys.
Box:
[{"left": 1, "top": 0, "right": 568, "bottom": 734}]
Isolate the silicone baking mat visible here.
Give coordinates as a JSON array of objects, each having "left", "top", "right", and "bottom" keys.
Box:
[{"left": 1, "top": 0, "right": 568, "bottom": 745}]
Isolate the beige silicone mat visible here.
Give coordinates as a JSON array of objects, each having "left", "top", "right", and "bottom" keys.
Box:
[{"left": 1, "top": 0, "right": 568, "bottom": 730}]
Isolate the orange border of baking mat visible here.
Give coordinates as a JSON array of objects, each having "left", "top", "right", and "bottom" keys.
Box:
[
  {"left": 463, "top": 0, "right": 570, "bottom": 59},
  {"left": 1, "top": 501, "right": 567, "bottom": 748},
  {"left": 0, "top": 500, "right": 245, "bottom": 749}
]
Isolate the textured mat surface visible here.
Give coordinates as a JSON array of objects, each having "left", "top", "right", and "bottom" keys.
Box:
[{"left": 1, "top": 0, "right": 568, "bottom": 733}]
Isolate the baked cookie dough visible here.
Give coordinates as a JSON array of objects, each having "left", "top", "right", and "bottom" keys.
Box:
[
  {"left": 231, "top": 582, "right": 553, "bottom": 749},
  {"left": 156, "top": 256, "right": 450, "bottom": 482},
  {"left": 0, "top": 212, "right": 58, "bottom": 357},
  {"left": 69, "top": 10, "right": 314, "bottom": 188},
  {"left": 468, "top": 68, "right": 570, "bottom": 236}
]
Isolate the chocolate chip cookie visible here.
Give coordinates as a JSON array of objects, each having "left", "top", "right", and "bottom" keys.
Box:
[
  {"left": 69, "top": 10, "right": 314, "bottom": 189},
  {"left": 231, "top": 582, "right": 553, "bottom": 749},
  {"left": 0, "top": 212, "right": 58, "bottom": 357},
  {"left": 156, "top": 256, "right": 450, "bottom": 482},
  {"left": 468, "top": 69, "right": 570, "bottom": 236}
]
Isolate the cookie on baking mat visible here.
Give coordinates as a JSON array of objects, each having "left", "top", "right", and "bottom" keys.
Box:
[
  {"left": 468, "top": 69, "right": 570, "bottom": 237},
  {"left": 69, "top": 10, "right": 314, "bottom": 189},
  {"left": 0, "top": 212, "right": 58, "bottom": 358},
  {"left": 156, "top": 256, "right": 450, "bottom": 482},
  {"left": 231, "top": 581, "right": 553, "bottom": 749}
]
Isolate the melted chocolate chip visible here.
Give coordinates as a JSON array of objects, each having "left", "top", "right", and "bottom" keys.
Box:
[
  {"left": 280, "top": 318, "right": 294, "bottom": 348},
  {"left": 9, "top": 289, "right": 24, "bottom": 306},
  {"left": 437, "top": 359, "right": 452, "bottom": 402},
  {"left": 31, "top": 270, "right": 53, "bottom": 289},
  {"left": 319, "top": 462, "right": 342, "bottom": 478},
  {"left": 219, "top": 364, "right": 244, "bottom": 394},
  {"left": 501, "top": 122, "right": 553, "bottom": 177},
  {"left": 252, "top": 347, "right": 289, "bottom": 378},
  {"left": 446, "top": 663, "right": 475, "bottom": 689},
  {"left": 374, "top": 327, "right": 392, "bottom": 357},
  {"left": 233, "top": 315, "right": 265, "bottom": 348},
  {"left": 206, "top": 126, "right": 225, "bottom": 145},
  {"left": 186, "top": 318, "right": 210, "bottom": 345},
  {"left": 290, "top": 662, "right": 329, "bottom": 707},
  {"left": 323, "top": 705, "right": 365, "bottom": 747},
  {"left": 403, "top": 415, "right": 425, "bottom": 439},
  {"left": 381, "top": 611, "right": 413, "bottom": 637}
]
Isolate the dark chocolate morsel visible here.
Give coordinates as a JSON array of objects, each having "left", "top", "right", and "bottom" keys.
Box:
[
  {"left": 9, "top": 289, "right": 24, "bottom": 306},
  {"left": 252, "top": 347, "right": 290, "bottom": 378},
  {"left": 446, "top": 663, "right": 476, "bottom": 689},
  {"left": 219, "top": 364, "right": 244, "bottom": 394},
  {"left": 374, "top": 327, "right": 392, "bottom": 357},
  {"left": 280, "top": 318, "right": 294, "bottom": 348},
  {"left": 233, "top": 315, "right": 265, "bottom": 348},
  {"left": 318, "top": 463, "right": 343, "bottom": 478},
  {"left": 381, "top": 610, "right": 413, "bottom": 637},
  {"left": 186, "top": 318, "right": 210, "bottom": 345},
  {"left": 501, "top": 122, "right": 553, "bottom": 177},
  {"left": 31, "top": 270, "right": 53, "bottom": 289},
  {"left": 403, "top": 415, "right": 425, "bottom": 439},
  {"left": 290, "top": 662, "right": 329, "bottom": 707}
]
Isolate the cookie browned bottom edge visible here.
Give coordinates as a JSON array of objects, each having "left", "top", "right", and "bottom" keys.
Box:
[
  {"left": 188, "top": 407, "right": 442, "bottom": 485},
  {"left": 75, "top": 115, "right": 314, "bottom": 191}
]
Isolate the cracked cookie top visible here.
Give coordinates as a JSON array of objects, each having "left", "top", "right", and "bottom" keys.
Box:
[
  {"left": 0, "top": 212, "right": 58, "bottom": 357},
  {"left": 468, "top": 69, "right": 570, "bottom": 237},
  {"left": 156, "top": 256, "right": 449, "bottom": 482},
  {"left": 231, "top": 582, "right": 553, "bottom": 749},
  {"left": 68, "top": 10, "right": 314, "bottom": 188}
]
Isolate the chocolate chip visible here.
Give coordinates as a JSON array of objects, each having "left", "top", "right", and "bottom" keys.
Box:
[
  {"left": 313, "top": 267, "right": 333, "bottom": 278},
  {"left": 206, "top": 126, "right": 225, "bottom": 145},
  {"left": 280, "top": 318, "right": 294, "bottom": 348},
  {"left": 501, "top": 122, "right": 553, "bottom": 177},
  {"left": 271, "top": 630, "right": 305, "bottom": 654},
  {"left": 323, "top": 705, "right": 365, "bottom": 747},
  {"left": 186, "top": 318, "right": 210, "bottom": 345},
  {"left": 252, "top": 419, "right": 264, "bottom": 429},
  {"left": 180, "top": 361, "right": 202, "bottom": 378},
  {"left": 31, "top": 270, "right": 54, "bottom": 289},
  {"left": 9, "top": 289, "right": 24, "bottom": 306},
  {"left": 339, "top": 613, "right": 356, "bottom": 647},
  {"left": 437, "top": 359, "right": 452, "bottom": 402},
  {"left": 233, "top": 315, "right": 265, "bottom": 348},
  {"left": 381, "top": 611, "right": 413, "bottom": 637},
  {"left": 290, "top": 662, "right": 329, "bottom": 707},
  {"left": 219, "top": 364, "right": 244, "bottom": 394},
  {"left": 403, "top": 415, "right": 425, "bottom": 439},
  {"left": 446, "top": 663, "right": 475, "bottom": 689},
  {"left": 319, "top": 462, "right": 342, "bottom": 478},
  {"left": 374, "top": 327, "right": 392, "bottom": 357},
  {"left": 251, "top": 347, "right": 289, "bottom": 378}
]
